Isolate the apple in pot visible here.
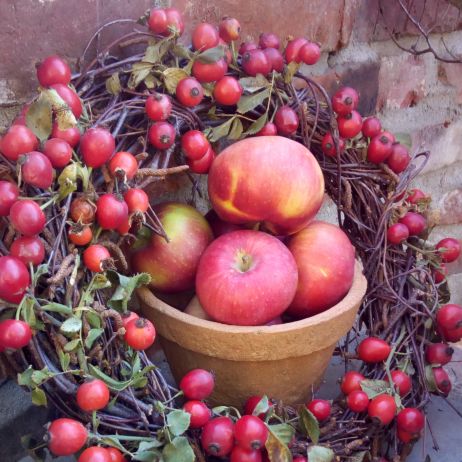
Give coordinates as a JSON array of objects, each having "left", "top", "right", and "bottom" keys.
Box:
[
  {"left": 132, "top": 202, "right": 213, "bottom": 293},
  {"left": 208, "top": 136, "right": 324, "bottom": 235},
  {"left": 195, "top": 230, "right": 298, "bottom": 325},
  {"left": 286, "top": 221, "right": 356, "bottom": 318}
]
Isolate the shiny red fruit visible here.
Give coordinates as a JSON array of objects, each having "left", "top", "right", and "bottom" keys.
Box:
[
  {"left": 10, "top": 236, "right": 45, "bottom": 266},
  {"left": 239, "top": 41, "right": 258, "bottom": 54},
  {"left": 106, "top": 447, "right": 127, "bottom": 462},
  {"left": 341, "top": 371, "right": 365, "bottom": 395},
  {"left": 398, "top": 212, "right": 426, "bottom": 236},
  {"left": 285, "top": 37, "right": 308, "bottom": 63},
  {"left": 219, "top": 38, "right": 233, "bottom": 64},
  {"left": 148, "top": 122, "right": 176, "bottom": 150},
  {"left": 219, "top": 17, "right": 241, "bottom": 43},
  {"left": 436, "top": 303, "right": 462, "bottom": 331},
  {"left": 187, "top": 146, "right": 215, "bottom": 174},
  {"left": 432, "top": 367, "right": 451, "bottom": 396},
  {"left": 201, "top": 416, "right": 234, "bottom": 457},
  {"left": 389, "top": 370, "right": 412, "bottom": 396},
  {"left": 51, "top": 123, "right": 80, "bottom": 148},
  {"left": 425, "top": 343, "right": 453, "bottom": 365},
  {"left": 0, "top": 125, "right": 38, "bottom": 161},
  {"left": 263, "top": 47, "right": 284, "bottom": 72},
  {"left": 192, "top": 23, "right": 219, "bottom": 51},
  {"left": 148, "top": 8, "right": 167, "bottom": 34},
  {"left": 78, "top": 447, "right": 111, "bottom": 462},
  {"left": 274, "top": 105, "right": 299, "bottom": 136},
  {"left": 43, "top": 138, "right": 73, "bottom": 168},
  {"left": 181, "top": 130, "right": 209, "bottom": 160},
  {"left": 406, "top": 188, "right": 426, "bottom": 204},
  {"left": 180, "top": 369, "right": 214, "bottom": 400},
  {"left": 338, "top": 110, "right": 362, "bottom": 139},
  {"left": 0, "top": 181, "right": 19, "bottom": 216},
  {"left": 397, "top": 408, "right": 425, "bottom": 434},
  {"left": 293, "top": 458, "right": 308, "bottom": 462},
  {"left": 235, "top": 415, "right": 269, "bottom": 451},
  {"left": 121, "top": 311, "right": 139, "bottom": 328},
  {"left": 163, "top": 8, "right": 184, "bottom": 36},
  {"left": 321, "top": 133, "right": 345, "bottom": 157},
  {"left": 176, "top": 77, "right": 204, "bottom": 107},
  {"left": 0, "top": 319, "right": 32, "bottom": 349},
  {"left": 387, "top": 144, "right": 410, "bottom": 174},
  {"left": 10, "top": 200, "right": 46, "bottom": 236},
  {"left": 387, "top": 223, "right": 409, "bottom": 245},
  {"left": 76, "top": 379, "right": 110, "bottom": 412},
  {"left": 80, "top": 127, "right": 115, "bottom": 168},
  {"left": 242, "top": 49, "right": 271, "bottom": 76},
  {"left": 108, "top": 151, "right": 138, "bottom": 180},
  {"left": 436, "top": 238, "right": 460, "bottom": 263},
  {"left": 230, "top": 447, "right": 262, "bottom": 462},
  {"left": 244, "top": 396, "right": 268, "bottom": 419},
  {"left": 145, "top": 93, "right": 172, "bottom": 121},
  {"left": 183, "top": 400, "right": 212, "bottom": 428},
  {"left": 332, "top": 87, "right": 359, "bottom": 115},
  {"left": 367, "top": 394, "right": 397, "bottom": 425},
  {"left": 96, "top": 194, "right": 128, "bottom": 230},
  {"left": 259, "top": 32, "right": 280, "bottom": 49},
  {"left": 70, "top": 197, "right": 95, "bottom": 224},
  {"left": 37, "top": 55, "right": 71, "bottom": 87},
  {"left": 192, "top": 59, "right": 227, "bottom": 83},
  {"left": 20, "top": 151, "right": 54, "bottom": 189},
  {"left": 256, "top": 122, "right": 278, "bottom": 136},
  {"left": 124, "top": 188, "right": 149, "bottom": 213},
  {"left": 433, "top": 264, "right": 448, "bottom": 284},
  {"left": 346, "top": 390, "right": 369, "bottom": 413},
  {"left": 47, "top": 418, "right": 88, "bottom": 456},
  {"left": 83, "top": 245, "right": 111, "bottom": 273},
  {"left": 362, "top": 116, "right": 382, "bottom": 138},
  {"left": 50, "top": 83, "right": 82, "bottom": 118},
  {"left": 397, "top": 428, "right": 414, "bottom": 443},
  {"left": 124, "top": 318, "right": 156, "bottom": 350},
  {"left": 214, "top": 76, "right": 243, "bottom": 105},
  {"left": 68, "top": 226, "right": 92, "bottom": 246},
  {"left": 358, "top": 337, "right": 391, "bottom": 363},
  {"left": 299, "top": 42, "right": 321, "bottom": 65},
  {"left": 306, "top": 399, "right": 331, "bottom": 421}
]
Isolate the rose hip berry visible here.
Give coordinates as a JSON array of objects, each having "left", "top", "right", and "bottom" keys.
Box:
[
  {"left": 306, "top": 399, "right": 331, "bottom": 421},
  {"left": 192, "top": 23, "right": 219, "bottom": 51},
  {"left": 321, "top": 133, "right": 345, "bottom": 157},
  {"left": 341, "top": 371, "right": 365, "bottom": 395},
  {"left": 52, "top": 123, "right": 81, "bottom": 148},
  {"left": 163, "top": 8, "right": 184, "bottom": 36},
  {"left": 124, "top": 318, "right": 156, "bottom": 350},
  {"left": 0, "top": 125, "right": 38, "bottom": 161},
  {"left": 80, "top": 127, "right": 115, "bottom": 168},
  {"left": 71, "top": 197, "right": 96, "bottom": 224},
  {"left": 0, "top": 181, "right": 19, "bottom": 216},
  {"left": 106, "top": 447, "right": 127, "bottom": 462},
  {"left": 68, "top": 226, "right": 93, "bottom": 246},
  {"left": 83, "top": 245, "right": 111, "bottom": 273},
  {"left": 239, "top": 41, "right": 258, "bottom": 54},
  {"left": 244, "top": 396, "right": 270, "bottom": 419},
  {"left": 148, "top": 8, "right": 168, "bottom": 34},
  {"left": 37, "top": 55, "right": 71, "bottom": 87},
  {"left": 436, "top": 304, "right": 462, "bottom": 342},
  {"left": 398, "top": 212, "right": 426, "bottom": 236},
  {"left": 367, "top": 134, "right": 393, "bottom": 164},
  {"left": 263, "top": 47, "right": 284, "bottom": 72},
  {"left": 234, "top": 415, "right": 269, "bottom": 451},
  {"left": 176, "top": 77, "right": 204, "bottom": 107},
  {"left": 357, "top": 337, "right": 391, "bottom": 363},
  {"left": 213, "top": 76, "right": 243, "bottom": 106},
  {"left": 47, "top": 418, "right": 88, "bottom": 456},
  {"left": 10, "top": 236, "right": 45, "bottom": 266},
  {"left": 259, "top": 32, "right": 280, "bottom": 49},
  {"left": 76, "top": 379, "right": 110, "bottom": 412},
  {"left": 332, "top": 87, "right": 359, "bottom": 115},
  {"left": 43, "top": 138, "right": 73, "bottom": 168},
  {"left": 362, "top": 117, "right": 382, "bottom": 138},
  {"left": 145, "top": 93, "right": 172, "bottom": 121},
  {"left": 219, "top": 17, "right": 241, "bottom": 43},
  {"left": 187, "top": 146, "right": 215, "bottom": 174},
  {"left": 256, "top": 122, "right": 278, "bottom": 136},
  {"left": 201, "top": 416, "right": 234, "bottom": 457},
  {"left": 367, "top": 394, "right": 397, "bottom": 425},
  {"left": 0, "top": 319, "right": 32, "bottom": 349},
  {"left": 78, "top": 447, "right": 111, "bottom": 462},
  {"left": 180, "top": 368, "right": 215, "bottom": 400},
  {"left": 96, "top": 194, "right": 128, "bottom": 230},
  {"left": 387, "top": 143, "right": 410, "bottom": 174},
  {"left": 192, "top": 59, "right": 228, "bottom": 83},
  {"left": 50, "top": 83, "right": 82, "bottom": 118},
  {"left": 181, "top": 130, "right": 210, "bottom": 160},
  {"left": 433, "top": 263, "right": 448, "bottom": 284},
  {"left": 299, "top": 42, "right": 321, "bottom": 65},
  {"left": 432, "top": 367, "right": 452, "bottom": 396},
  {"left": 148, "top": 122, "right": 176, "bottom": 150},
  {"left": 346, "top": 390, "right": 369, "bottom": 413},
  {"left": 10, "top": 200, "right": 46, "bottom": 236},
  {"left": 389, "top": 370, "right": 412, "bottom": 396},
  {"left": 230, "top": 447, "right": 262, "bottom": 462},
  {"left": 124, "top": 188, "right": 149, "bottom": 213},
  {"left": 242, "top": 49, "right": 271, "bottom": 76},
  {"left": 20, "top": 151, "right": 54, "bottom": 189},
  {"left": 406, "top": 188, "right": 426, "bottom": 204},
  {"left": 436, "top": 238, "right": 460, "bottom": 263},
  {"left": 285, "top": 37, "right": 308, "bottom": 63},
  {"left": 108, "top": 151, "right": 138, "bottom": 180},
  {"left": 425, "top": 343, "right": 453, "bottom": 365},
  {"left": 274, "top": 105, "right": 299, "bottom": 136},
  {"left": 183, "top": 400, "right": 212, "bottom": 428},
  {"left": 387, "top": 223, "right": 409, "bottom": 245},
  {"left": 338, "top": 110, "right": 362, "bottom": 139},
  {"left": 396, "top": 408, "right": 425, "bottom": 434},
  {"left": 121, "top": 311, "right": 139, "bottom": 328}
]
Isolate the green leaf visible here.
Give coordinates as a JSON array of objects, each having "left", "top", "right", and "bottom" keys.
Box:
[
  {"left": 58, "top": 350, "right": 70, "bottom": 371},
  {"left": 18, "top": 366, "right": 34, "bottom": 387},
  {"left": 239, "top": 75, "right": 270, "bottom": 93},
  {"left": 360, "top": 379, "right": 389, "bottom": 399},
  {"left": 197, "top": 45, "right": 225, "bottom": 64},
  {"left": 60, "top": 316, "right": 82, "bottom": 334},
  {"left": 265, "top": 425, "right": 293, "bottom": 462},
  {"left": 172, "top": 44, "right": 192, "bottom": 59},
  {"left": 128, "top": 62, "right": 154, "bottom": 90},
  {"left": 253, "top": 396, "right": 270, "bottom": 416},
  {"left": 131, "top": 440, "right": 163, "bottom": 461},
  {"left": 57, "top": 163, "right": 78, "bottom": 200},
  {"left": 237, "top": 88, "right": 270, "bottom": 114},
  {"left": 228, "top": 117, "right": 244, "bottom": 140},
  {"left": 283, "top": 61, "right": 300, "bottom": 84},
  {"left": 299, "top": 406, "right": 320, "bottom": 444},
  {"left": 32, "top": 264, "right": 49, "bottom": 287},
  {"left": 167, "top": 410, "right": 191, "bottom": 436},
  {"left": 206, "top": 117, "right": 235, "bottom": 142},
  {"left": 243, "top": 113, "right": 268, "bottom": 135},
  {"left": 92, "top": 273, "right": 112, "bottom": 290},
  {"left": 162, "top": 436, "right": 195, "bottom": 462},
  {"left": 42, "top": 88, "right": 77, "bottom": 129},
  {"left": 31, "top": 387, "right": 47, "bottom": 406},
  {"left": 106, "top": 73, "right": 122, "bottom": 95},
  {"left": 86, "top": 311, "right": 102, "bottom": 329},
  {"left": 25, "top": 93, "right": 52, "bottom": 141},
  {"left": 22, "top": 296, "right": 37, "bottom": 329},
  {"left": 64, "top": 338, "right": 81, "bottom": 352},
  {"left": 88, "top": 364, "right": 133, "bottom": 391},
  {"left": 85, "top": 328, "right": 104, "bottom": 349},
  {"left": 268, "top": 423, "right": 295, "bottom": 445},
  {"left": 40, "top": 303, "right": 72, "bottom": 315},
  {"left": 107, "top": 272, "right": 151, "bottom": 312},
  {"left": 163, "top": 67, "right": 189, "bottom": 94},
  {"left": 31, "top": 368, "right": 53, "bottom": 386},
  {"left": 144, "top": 38, "right": 172, "bottom": 64},
  {"left": 307, "top": 445, "right": 335, "bottom": 462}
]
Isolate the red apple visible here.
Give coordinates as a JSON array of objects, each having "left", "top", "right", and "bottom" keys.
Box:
[
  {"left": 132, "top": 203, "right": 213, "bottom": 293},
  {"left": 205, "top": 209, "right": 243, "bottom": 237},
  {"left": 208, "top": 136, "right": 324, "bottom": 235},
  {"left": 195, "top": 230, "right": 298, "bottom": 325},
  {"left": 286, "top": 221, "right": 355, "bottom": 318}
]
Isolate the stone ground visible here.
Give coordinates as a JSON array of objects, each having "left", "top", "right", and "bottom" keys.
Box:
[{"left": 3, "top": 346, "right": 461, "bottom": 462}]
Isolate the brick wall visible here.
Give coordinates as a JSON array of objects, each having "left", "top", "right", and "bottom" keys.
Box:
[{"left": 1, "top": 0, "right": 461, "bottom": 301}]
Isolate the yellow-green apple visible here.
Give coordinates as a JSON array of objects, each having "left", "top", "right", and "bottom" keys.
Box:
[
  {"left": 195, "top": 229, "right": 298, "bottom": 325},
  {"left": 286, "top": 221, "right": 355, "bottom": 318},
  {"left": 208, "top": 136, "right": 324, "bottom": 235},
  {"left": 132, "top": 202, "right": 213, "bottom": 293}
]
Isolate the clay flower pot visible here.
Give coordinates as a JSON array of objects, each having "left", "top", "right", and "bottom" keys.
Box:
[{"left": 138, "top": 261, "right": 367, "bottom": 407}]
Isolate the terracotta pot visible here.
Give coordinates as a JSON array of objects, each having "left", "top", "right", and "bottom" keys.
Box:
[{"left": 138, "top": 261, "right": 367, "bottom": 407}]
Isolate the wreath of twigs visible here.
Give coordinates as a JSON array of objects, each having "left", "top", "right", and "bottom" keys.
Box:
[{"left": 0, "top": 13, "right": 455, "bottom": 462}]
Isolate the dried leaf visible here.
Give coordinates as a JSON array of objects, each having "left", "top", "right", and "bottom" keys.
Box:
[
  {"left": 106, "top": 72, "right": 122, "bottom": 95},
  {"left": 239, "top": 75, "right": 270, "bottom": 93},
  {"left": 265, "top": 424, "right": 293, "bottom": 462},
  {"left": 237, "top": 88, "right": 270, "bottom": 114},
  {"left": 350, "top": 451, "right": 371, "bottom": 462},
  {"left": 128, "top": 62, "right": 153, "bottom": 90},
  {"left": 42, "top": 88, "right": 77, "bottom": 130},
  {"left": 163, "top": 67, "right": 189, "bottom": 94},
  {"left": 284, "top": 61, "right": 300, "bottom": 84},
  {"left": 307, "top": 445, "right": 335, "bottom": 462},
  {"left": 144, "top": 38, "right": 172, "bottom": 64},
  {"left": 143, "top": 74, "right": 158, "bottom": 89},
  {"left": 360, "top": 379, "right": 389, "bottom": 399},
  {"left": 228, "top": 117, "right": 243, "bottom": 140},
  {"left": 172, "top": 44, "right": 193, "bottom": 59},
  {"left": 197, "top": 45, "right": 225, "bottom": 64},
  {"left": 25, "top": 93, "right": 52, "bottom": 141},
  {"left": 299, "top": 406, "right": 320, "bottom": 444},
  {"left": 244, "top": 113, "right": 268, "bottom": 135}
]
